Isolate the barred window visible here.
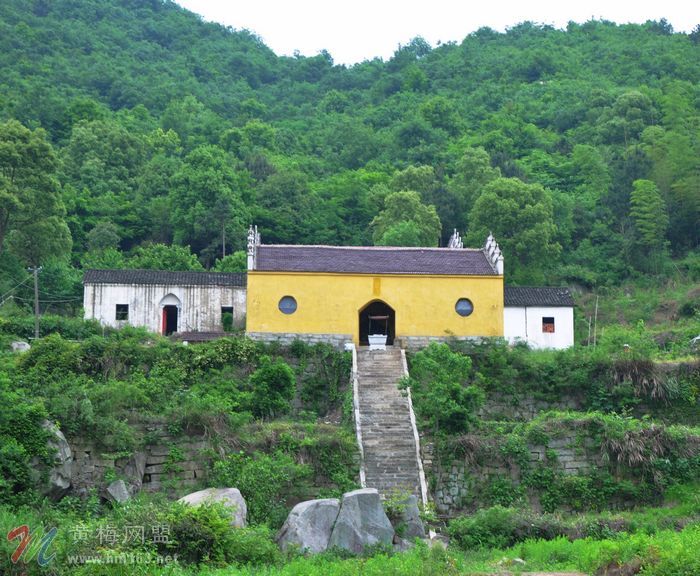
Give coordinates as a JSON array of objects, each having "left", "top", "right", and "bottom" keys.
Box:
[{"left": 116, "top": 304, "right": 129, "bottom": 321}]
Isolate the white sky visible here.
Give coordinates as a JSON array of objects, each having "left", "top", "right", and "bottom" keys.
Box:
[{"left": 176, "top": 1, "right": 699, "bottom": 65}]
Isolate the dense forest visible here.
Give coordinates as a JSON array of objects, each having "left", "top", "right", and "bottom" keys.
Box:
[{"left": 1, "top": 0, "right": 699, "bottom": 308}]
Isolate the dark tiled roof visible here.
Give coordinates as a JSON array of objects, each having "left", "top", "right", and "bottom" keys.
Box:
[
  {"left": 83, "top": 269, "right": 247, "bottom": 287},
  {"left": 504, "top": 286, "right": 574, "bottom": 307},
  {"left": 255, "top": 245, "right": 498, "bottom": 275}
]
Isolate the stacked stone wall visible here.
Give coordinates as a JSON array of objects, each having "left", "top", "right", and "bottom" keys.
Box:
[
  {"left": 69, "top": 422, "right": 213, "bottom": 499},
  {"left": 423, "top": 434, "right": 603, "bottom": 515},
  {"left": 247, "top": 332, "right": 352, "bottom": 349}
]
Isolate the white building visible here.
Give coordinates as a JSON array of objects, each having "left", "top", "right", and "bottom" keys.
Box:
[
  {"left": 503, "top": 286, "right": 575, "bottom": 349},
  {"left": 83, "top": 269, "right": 247, "bottom": 336}
]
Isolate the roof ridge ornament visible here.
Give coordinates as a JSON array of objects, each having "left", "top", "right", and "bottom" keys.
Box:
[
  {"left": 483, "top": 232, "right": 504, "bottom": 275},
  {"left": 447, "top": 228, "right": 463, "bottom": 249},
  {"left": 247, "top": 225, "right": 260, "bottom": 270}
]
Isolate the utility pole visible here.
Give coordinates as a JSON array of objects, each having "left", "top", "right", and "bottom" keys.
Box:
[
  {"left": 593, "top": 295, "right": 599, "bottom": 348},
  {"left": 222, "top": 223, "right": 226, "bottom": 259},
  {"left": 28, "top": 266, "right": 42, "bottom": 339},
  {"left": 587, "top": 316, "right": 592, "bottom": 346}
]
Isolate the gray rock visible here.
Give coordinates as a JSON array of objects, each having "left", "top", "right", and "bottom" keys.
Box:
[
  {"left": 277, "top": 498, "right": 340, "bottom": 553},
  {"left": 106, "top": 479, "right": 130, "bottom": 504},
  {"left": 178, "top": 488, "right": 247, "bottom": 527},
  {"left": 11, "top": 341, "right": 30, "bottom": 353},
  {"left": 119, "top": 451, "right": 147, "bottom": 493},
  {"left": 392, "top": 535, "right": 414, "bottom": 552},
  {"left": 328, "top": 488, "right": 394, "bottom": 553},
  {"left": 39, "top": 421, "right": 73, "bottom": 498},
  {"left": 396, "top": 495, "right": 426, "bottom": 539}
]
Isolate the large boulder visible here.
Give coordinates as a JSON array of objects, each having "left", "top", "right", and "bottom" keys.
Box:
[
  {"left": 328, "top": 488, "right": 394, "bottom": 553},
  {"left": 178, "top": 488, "right": 247, "bottom": 527},
  {"left": 277, "top": 498, "right": 340, "bottom": 553},
  {"left": 396, "top": 495, "right": 425, "bottom": 539}
]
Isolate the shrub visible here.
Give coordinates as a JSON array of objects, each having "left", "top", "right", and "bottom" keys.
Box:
[
  {"left": 226, "top": 525, "right": 281, "bottom": 565},
  {"left": 191, "top": 337, "right": 260, "bottom": 371},
  {"left": 598, "top": 321, "right": 659, "bottom": 359},
  {"left": 486, "top": 477, "right": 524, "bottom": 507},
  {"left": 448, "top": 506, "right": 520, "bottom": 550},
  {"left": 297, "top": 343, "right": 351, "bottom": 416},
  {"left": 249, "top": 356, "right": 296, "bottom": 418},
  {"left": 0, "top": 438, "right": 34, "bottom": 505},
  {"left": 166, "top": 502, "right": 233, "bottom": 565},
  {"left": 405, "top": 343, "right": 485, "bottom": 435},
  {"left": 0, "top": 315, "right": 104, "bottom": 340},
  {"left": 211, "top": 451, "right": 312, "bottom": 527},
  {"left": 222, "top": 311, "right": 234, "bottom": 332},
  {"left": 17, "top": 333, "right": 82, "bottom": 378}
]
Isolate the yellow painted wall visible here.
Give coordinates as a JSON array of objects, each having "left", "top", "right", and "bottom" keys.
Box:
[{"left": 247, "top": 272, "right": 503, "bottom": 344}]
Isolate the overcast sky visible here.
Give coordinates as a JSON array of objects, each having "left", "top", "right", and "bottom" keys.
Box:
[{"left": 176, "top": 1, "right": 699, "bottom": 65}]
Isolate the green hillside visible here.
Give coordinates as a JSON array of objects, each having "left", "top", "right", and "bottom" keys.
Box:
[
  {"left": 0, "top": 1, "right": 699, "bottom": 308},
  {"left": 1, "top": 6, "right": 699, "bottom": 573}
]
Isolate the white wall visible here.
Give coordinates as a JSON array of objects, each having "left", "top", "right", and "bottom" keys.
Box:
[
  {"left": 504, "top": 306, "right": 574, "bottom": 349},
  {"left": 84, "top": 283, "right": 246, "bottom": 334}
]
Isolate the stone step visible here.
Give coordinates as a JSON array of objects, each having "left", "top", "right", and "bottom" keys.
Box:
[{"left": 355, "top": 348, "right": 422, "bottom": 501}]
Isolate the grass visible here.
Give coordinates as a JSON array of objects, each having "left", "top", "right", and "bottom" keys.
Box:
[
  {"left": 575, "top": 276, "right": 700, "bottom": 359},
  {"left": 3, "top": 485, "right": 697, "bottom": 576},
  {"left": 43, "top": 524, "right": 700, "bottom": 575}
]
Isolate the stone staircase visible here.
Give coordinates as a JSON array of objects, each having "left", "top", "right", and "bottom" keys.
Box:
[{"left": 356, "top": 347, "right": 423, "bottom": 500}]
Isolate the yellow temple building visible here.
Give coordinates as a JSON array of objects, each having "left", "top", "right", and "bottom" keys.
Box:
[{"left": 245, "top": 226, "right": 505, "bottom": 349}]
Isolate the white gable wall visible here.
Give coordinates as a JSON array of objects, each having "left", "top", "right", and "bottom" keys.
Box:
[
  {"left": 84, "top": 283, "right": 246, "bottom": 333},
  {"left": 504, "top": 306, "right": 574, "bottom": 349}
]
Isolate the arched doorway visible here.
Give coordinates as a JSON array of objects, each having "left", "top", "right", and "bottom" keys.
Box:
[
  {"left": 159, "top": 294, "right": 181, "bottom": 336},
  {"left": 359, "top": 300, "right": 395, "bottom": 346}
]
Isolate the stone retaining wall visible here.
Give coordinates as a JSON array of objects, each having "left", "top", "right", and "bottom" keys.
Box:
[
  {"left": 396, "top": 336, "right": 484, "bottom": 351},
  {"left": 479, "top": 392, "right": 585, "bottom": 421},
  {"left": 247, "top": 331, "right": 352, "bottom": 349},
  {"left": 69, "top": 422, "right": 213, "bottom": 499},
  {"left": 424, "top": 435, "right": 603, "bottom": 515}
]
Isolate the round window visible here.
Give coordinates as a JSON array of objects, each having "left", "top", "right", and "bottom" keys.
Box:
[
  {"left": 278, "top": 296, "right": 297, "bottom": 315},
  {"left": 455, "top": 298, "right": 474, "bottom": 317}
]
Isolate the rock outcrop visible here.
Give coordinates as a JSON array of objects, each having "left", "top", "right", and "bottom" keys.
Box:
[
  {"left": 395, "top": 494, "right": 425, "bottom": 539},
  {"left": 276, "top": 488, "right": 397, "bottom": 555},
  {"left": 178, "top": 488, "right": 247, "bottom": 527},
  {"left": 328, "top": 488, "right": 395, "bottom": 553},
  {"left": 38, "top": 420, "right": 73, "bottom": 499},
  {"left": 276, "top": 498, "right": 341, "bottom": 553}
]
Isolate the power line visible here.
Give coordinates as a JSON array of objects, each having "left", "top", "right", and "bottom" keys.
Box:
[
  {"left": 13, "top": 295, "right": 83, "bottom": 303},
  {"left": 0, "top": 274, "right": 33, "bottom": 301}
]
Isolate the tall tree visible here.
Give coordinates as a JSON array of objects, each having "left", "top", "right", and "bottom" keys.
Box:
[
  {"left": 0, "top": 120, "right": 71, "bottom": 263},
  {"left": 169, "top": 145, "right": 249, "bottom": 264},
  {"left": 629, "top": 179, "right": 669, "bottom": 252},
  {"left": 448, "top": 147, "right": 501, "bottom": 228},
  {"left": 370, "top": 190, "right": 441, "bottom": 246},
  {"left": 467, "top": 177, "right": 559, "bottom": 283}
]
